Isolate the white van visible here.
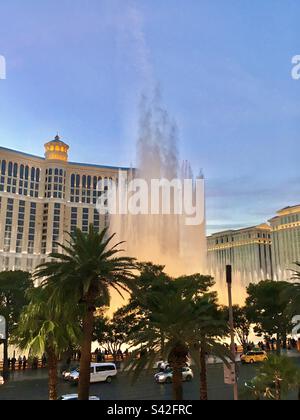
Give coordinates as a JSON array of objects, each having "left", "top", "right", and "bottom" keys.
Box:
[{"left": 69, "top": 363, "right": 117, "bottom": 384}]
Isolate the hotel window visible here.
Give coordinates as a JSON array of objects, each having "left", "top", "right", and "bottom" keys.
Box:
[
  {"left": 6, "top": 161, "right": 18, "bottom": 194},
  {"left": 71, "top": 207, "right": 78, "bottom": 234},
  {"left": 14, "top": 257, "right": 22, "bottom": 270},
  {"left": 93, "top": 209, "right": 100, "bottom": 231},
  {"left": 52, "top": 203, "right": 61, "bottom": 252},
  {"left": 16, "top": 200, "right": 25, "bottom": 253},
  {"left": 82, "top": 208, "right": 89, "bottom": 232},
  {"left": 82, "top": 175, "right": 92, "bottom": 204},
  {"left": 0, "top": 160, "right": 6, "bottom": 191},
  {"left": 28, "top": 202, "right": 36, "bottom": 254},
  {"left": 70, "top": 173, "right": 80, "bottom": 203},
  {"left": 4, "top": 198, "right": 14, "bottom": 252},
  {"left": 41, "top": 203, "right": 49, "bottom": 254},
  {"left": 27, "top": 259, "right": 33, "bottom": 271}
]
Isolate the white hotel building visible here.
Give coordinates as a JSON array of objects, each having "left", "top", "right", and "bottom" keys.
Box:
[
  {"left": 269, "top": 205, "right": 300, "bottom": 280},
  {"left": 207, "top": 205, "right": 300, "bottom": 284},
  {"left": 0, "top": 136, "right": 130, "bottom": 272}
]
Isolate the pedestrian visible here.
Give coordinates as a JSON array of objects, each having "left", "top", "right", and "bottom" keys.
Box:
[
  {"left": 32, "top": 357, "right": 38, "bottom": 370},
  {"left": 42, "top": 354, "right": 47, "bottom": 368},
  {"left": 11, "top": 356, "right": 16, "bottom": 371},
  {"left": 18, "top": 356, "right": 22, "bottom": 370},
  {"left": 22, "top": 356, "right": 27, "bottom": 370}
]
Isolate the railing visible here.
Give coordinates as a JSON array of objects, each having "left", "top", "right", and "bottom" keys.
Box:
[{"left": 0, "top": 353, "right": 131, "bottom": 372}]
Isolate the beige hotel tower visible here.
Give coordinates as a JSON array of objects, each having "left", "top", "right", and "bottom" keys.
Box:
[
  {"left": 207, "top": 205, "right": 300, "bottom": 284},
  {"left": 0, "top": 136, "right": 130, "bottom": 272}
]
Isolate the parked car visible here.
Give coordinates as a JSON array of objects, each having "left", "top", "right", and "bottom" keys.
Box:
[
  {"left": 58, "top": 394, "right": 100, "bottom": 401},
  {"left": 62, "top": 367, "right": 79, "bottom": 381},
  {"left": 241, "top": 351, "right": 268, "bottom": 364},
  {"left": 156, "top": 360, "right": 191, "bottom": 372},
  {"left": 154, "top": 367, "right": 194, "bottom": 384},
  {"left": 0, "top": 375, "right": 4, "bottom": 385},
  {"left": 68, "top": 363, "right": 117, "bottom": 384}
]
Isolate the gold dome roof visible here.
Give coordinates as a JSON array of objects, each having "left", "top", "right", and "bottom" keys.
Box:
[{"left": 44, "top": 135, "right": 69, "bottom": 161}]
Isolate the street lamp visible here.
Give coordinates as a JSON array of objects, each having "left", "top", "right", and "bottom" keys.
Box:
[{"left": 226, "top": 265, "right": 239, "bottom": 401}]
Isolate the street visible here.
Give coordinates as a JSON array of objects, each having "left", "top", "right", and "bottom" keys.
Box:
[{"left": 1, "top": 357, "right": 299, "bottom": 400}]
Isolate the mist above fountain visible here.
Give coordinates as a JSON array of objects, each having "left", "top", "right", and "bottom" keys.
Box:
[{"left": 110, "top": 92, "right": 207, "bottom": 277}]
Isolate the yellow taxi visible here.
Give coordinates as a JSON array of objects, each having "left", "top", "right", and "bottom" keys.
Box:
[{"left": 240, "top": 350, "right": 268, "bottom": 364}]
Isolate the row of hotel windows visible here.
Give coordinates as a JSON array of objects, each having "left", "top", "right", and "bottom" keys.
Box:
[
  {"left": 3, "top": 198, "right": 37, "bottom": 253},
  {"left": 70, "top": 174, "right": 112, "bottom": 204},
  {"left": 1, "top": 198, "right": 106, "bottom": 255},
  {"left": 281, "top": 214, "right": 299, "bottom": 224},
  {"left": 0, "top": 160, "right": 40, "bottom": 197},
  {"left": 41, "top": 203, "right": 62, "bottom": 254},
  {"left": 70, "top": 207, "right": 101, "bottom": 234},
  {"left": 45, "top": 168, "right": 66, "bottom": 199},
  {"left": 0, "top": 160, "right": 116, "bottom": 203},
  {"left": 214, "top": 232, "right": 271, "bottom": 245},
  {"left": 0, "top": 256, "right": 38, "bottom": 271}
]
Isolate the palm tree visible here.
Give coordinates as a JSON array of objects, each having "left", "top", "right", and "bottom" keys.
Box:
[
  {"left": 125, "top": 266, "right": 230, "bottom": 401},
  {"left": 14, "top": 286, "right": 80, "bottom": 400},
  {"left": 175, "top": 274, "right": 231, "bottom": 401},
  {"left": 191, "top": 297, "right": 230, "bottom": 401},
  {"left": 290, "top": 263, "right": 300, "bottom": 313},
  {"left": 255, "top": 355, "right": 299, "bottom": 400},
  {"left": 0, "top": 270, "right": 33, "bottom": 379},
  {"left": 34, "top": 225, "right": 136, "bottom": 400},
  {"left": 127, "top": 289, "right": 193, "bottom": 401}
]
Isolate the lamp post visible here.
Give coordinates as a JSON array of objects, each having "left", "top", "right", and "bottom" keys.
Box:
[
  {"left": 0, "top": 316, "right": 9, "bottom": 380},
  {"left": 226, "top": 265, "right": 239, "bottom": 401}
]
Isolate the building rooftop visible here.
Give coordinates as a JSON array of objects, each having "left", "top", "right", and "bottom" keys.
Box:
[
  {"left": 0, "top": 145, "right": 131, "bottom": 172},
  {"left": 276, "top": 204, "right": 300, "bottom": 216},
  {"left": 208, "top": 223, "right": 271, "bottom": 238}
]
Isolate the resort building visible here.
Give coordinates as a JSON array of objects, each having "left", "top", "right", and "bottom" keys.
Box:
[
  {"left": 207, "top": 224, "right": 273, "bottom": 286},
  {"left": 207, "top": 205, "right": 300, "bottom": 285},
  {"left": 269, "top": 205, "right": 300, "bottom": 280},
  {"left": 0, "top": 135, "right": 130, "bottom": 272}
]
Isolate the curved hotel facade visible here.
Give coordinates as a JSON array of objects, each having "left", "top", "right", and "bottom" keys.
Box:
[
  {"left": 269, "top": 205, "right": 300, "bottom": 280},
  {"left": 0, "top": 136, "right": 130, "bottom": 272},
  {"left": 208, "top": 205, "right": 300, "bottom": 284}
]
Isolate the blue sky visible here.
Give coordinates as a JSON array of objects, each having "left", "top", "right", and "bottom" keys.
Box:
[{"left": 0, "top": 0, "right": 299, "bottom": 233}]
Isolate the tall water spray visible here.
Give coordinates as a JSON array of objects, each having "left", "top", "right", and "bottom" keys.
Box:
[{"left": 110, "top": 93, "right": 207, "bottom": 277}]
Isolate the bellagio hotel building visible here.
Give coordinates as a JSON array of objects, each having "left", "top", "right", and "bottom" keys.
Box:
[{"left": 0, "top": 135, "right": 130, "bottom": 272}]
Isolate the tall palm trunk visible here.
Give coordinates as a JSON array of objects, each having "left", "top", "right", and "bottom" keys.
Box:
[
  {"left": 200, "top": 344, "right": 208, "bottom": 400},
  {"left": 275, "top": 376, "right": 281, "bottom": 400},
  {"left": 78, "top": 307, "right": 94, "bottom": 400},
  {"left": 47, "top": 346, "right": 58, "bottom": 401},
  {"left": 169, "top": 344, "right": 187, "bottom": 401},
  {"left": 172, "top": 362, "right": 183, "bottom": 401}
]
